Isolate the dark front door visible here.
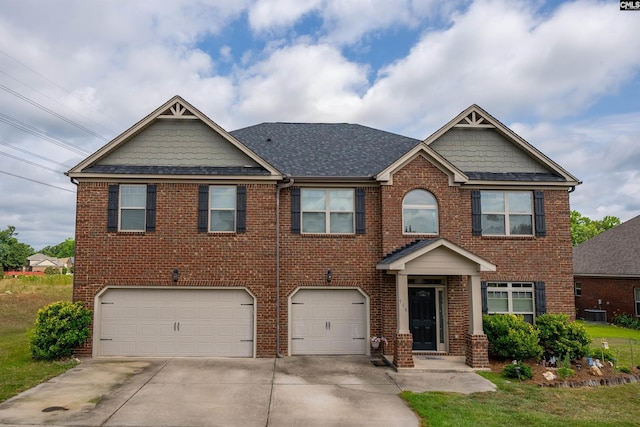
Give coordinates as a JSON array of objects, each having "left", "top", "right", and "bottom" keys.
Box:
[{"left": 409, "top": 287, "right": 437, "bottom": 351}]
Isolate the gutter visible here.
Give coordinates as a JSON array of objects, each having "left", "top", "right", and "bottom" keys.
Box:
[{"left": 275, "top": 176, "right": 294, "bottom": 358}]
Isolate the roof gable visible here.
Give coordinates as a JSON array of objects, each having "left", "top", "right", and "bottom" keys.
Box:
[
  {"left": 67, "top": 96, "right": 281, "bottom": 179},
  {"left": 425, "top": 105, "right": 580, "bottom": 186},
  {"left": 573, "top": 215, "right": 640, "bottom": 277}
]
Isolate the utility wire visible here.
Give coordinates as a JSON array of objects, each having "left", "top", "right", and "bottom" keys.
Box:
[
  {"left": 0, "top": 82, "right": 109, "bottom": 142},
  {"left": 0, "top": 169, "right": 75, "bottom": 193},
  {"left": 0, "top": 112, "right": 89, "bottom": 156},
  {"left": 0, "top": 150, "right": 63, "bottom": 173},
  {"left": 0, "top": 139, "right": 73, "bottom": 169}
]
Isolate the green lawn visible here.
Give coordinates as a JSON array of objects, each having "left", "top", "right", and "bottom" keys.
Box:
[
  {"left": 403, "top": 322, "right": 640, "bottom": 427},
  {"left": 0, "top": 275, "right": 76, "bottom": 402}
]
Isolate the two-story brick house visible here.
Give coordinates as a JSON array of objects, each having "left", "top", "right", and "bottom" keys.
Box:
[{"left": 66, "top": 96, "right": 580, "bottom": 368}]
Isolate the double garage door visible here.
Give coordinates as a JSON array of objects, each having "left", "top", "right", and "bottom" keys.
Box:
[
  {"left": 291, "top": 289, "right": 368, "bottom": 355},
  {"left": 97, "top": 288, "right": 254, "bottom": 357}
]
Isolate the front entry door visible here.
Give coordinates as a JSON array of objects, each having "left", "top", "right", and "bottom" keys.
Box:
[{"left": 409, "top": 287, "right": 437, "bottom": 351}]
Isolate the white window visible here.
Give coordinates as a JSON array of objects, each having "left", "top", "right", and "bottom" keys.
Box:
[
  {"left": 301, "top": 189, "right": 354, "bottom": 233},
  {"left": 481, "top": 191, "right": 533, "bottom": 236},
  {"left": 403, "top": 189, "right": 438, "bottom": 234},
  {"left": 487, "top": 282, "right": 535, "bottom": 323},
  {"left": 120, "top": 185, "right": 146, "bottom": 231},
  {"left": 209, "top": 186, "right": 236, "bottom": 232},
  {"left": 635, "top": 288, "right": 640, "bottom": 317},
  {"left": 575, "top": 282, "right": 582, "bottom": 297}
]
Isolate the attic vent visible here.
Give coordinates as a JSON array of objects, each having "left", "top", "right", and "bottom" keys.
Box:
[
  {"left": 159, "top": 102, "right": 197, "bottom": 119},
  {"left": 455, "top": 111, "right": 493, "bottom": 128}
]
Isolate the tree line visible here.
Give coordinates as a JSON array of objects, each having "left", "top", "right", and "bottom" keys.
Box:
[{"left": 0, "top": 225, "right": 74, "bottom": 271}]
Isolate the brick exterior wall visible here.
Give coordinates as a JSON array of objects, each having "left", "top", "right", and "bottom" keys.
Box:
[
  {"left": 575, "top": 276, "right": 640, "bottom": 320},
  {"left": 73, "top": 154, "right": 576, "bottom": 365}
]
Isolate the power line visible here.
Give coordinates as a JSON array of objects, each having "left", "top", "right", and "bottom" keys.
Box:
[
  {"left": 0, "top": 150, "right": 63, "bottom": 173},
  {"left": 0, "top": 112, "right": 89, "bottom": 156},
  {"left": 0, "top": 169, "right": 75, "bottom": 193},
  {"left": 0, "top": 82, "right": 109, "bottom": 142},
  {"left": 0, "top": 139, "right": 73, "bottom": 169}
]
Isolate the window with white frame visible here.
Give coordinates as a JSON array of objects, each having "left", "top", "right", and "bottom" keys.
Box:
[
  {"left": 487, "top": 282, "right": 535, "bottom": 323},
  {"left": 120, "top": 185, "right": 147, "bottom": 231},
  {"left": 575, "top": 282, "right": 582, "bottom": 297},
  {"left": 481, "top": 191, "right": 533, "bottom": 236},
  {"left": 403, "top": 189, "right": 438, "bottom": 234},
  {"left": 209, "top": 186, "right": 236, "bottom": 232},
  {"left": 301, "top": 189, "right": 354, "bottom": 233},
  {"left": 635, "top": 288, "right": 640, "bottom": 317}
]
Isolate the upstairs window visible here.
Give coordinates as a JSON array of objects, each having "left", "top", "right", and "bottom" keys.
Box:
[
  {"left": 403, "top": 189, "right": 438, "bottom": 234},
  {"left": 480, "top": 191, "right": 533, "bottom": 236},
  {"left": 301, "top": 189, "right": 354, "bottom": 233},
  {"left": 209, "top": 186, "right": 236, "bottom": 232},
  {"left": 108, "top": 184, "right": 156, "bottom": 232}
]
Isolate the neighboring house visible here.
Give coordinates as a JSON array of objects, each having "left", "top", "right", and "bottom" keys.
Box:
[
  {"left": 65, "top": 96, "right": 580, "bottom": 368},
  {"left": 26, "top": 253, "right": 72, "bottom": 273},
  {"left": 574, "top": 215, "right": 640, "bottom": 322}
]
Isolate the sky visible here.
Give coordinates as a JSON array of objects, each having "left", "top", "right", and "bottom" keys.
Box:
[{"left": 1, "top": 0, "right": 639, "bottom": 250}]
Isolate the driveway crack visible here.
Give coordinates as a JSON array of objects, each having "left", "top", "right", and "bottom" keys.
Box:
[{"left": 265, "top": 357, "right": 277, "bottom": 427}]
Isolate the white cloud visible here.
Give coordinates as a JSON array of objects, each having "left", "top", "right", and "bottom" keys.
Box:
[{"left": 248, "top": 0, "right": 323, "bottom": 32}]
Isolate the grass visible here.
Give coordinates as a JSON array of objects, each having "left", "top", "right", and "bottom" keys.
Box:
[
  {"left": 403, "top": 322, "right": 640, "bottom": 427},
  {"left": 0, "top": 274, "right": 76, "bottom": 402}
]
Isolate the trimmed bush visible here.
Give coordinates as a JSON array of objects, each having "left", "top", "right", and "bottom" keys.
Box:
[
  {"left": 502, "top": 361, "right": 533, "bottom": 380},
  {"left": 29, "top": 301, "right": 92, "bottom": 360},
  {"left": 612, "top": 313, "right": 640, "bottom": 330},
  {"left": 483, "top": 314, "right": 542, "bottom": 360},
  {"left": 536, "top": 313, "right": 590, "bottom": 360}
]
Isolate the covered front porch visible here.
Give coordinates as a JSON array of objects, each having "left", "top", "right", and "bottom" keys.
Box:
[{"left": 376, "top": 239, "right": 496, "bottom": 369}]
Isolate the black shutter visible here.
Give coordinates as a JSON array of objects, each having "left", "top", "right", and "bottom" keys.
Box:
[
  {"left": 291, "top": 187, "right": 301, "bottom": 234},
  {"left": 534, "top": 191, "right": 546, "bottom": 237},
  {"left": 198, "top": 186, "right": 209, "bottom": 232},
  {"left": 145, "top": 185, "right": 156, "bottom": 232},
  {"left": 107, "top": 185, "right": 119, "bottom": 232},
  {"left": 355, "top": 188, "right": 365, "bottom": 234},
  {"left": 535, "top": 281, "right": 547, "bottom": 316},
  {"left": 236, "top": 186, "right": 246, "bottom": 233},
  {"left": 471, "top": 190, "right": 482, "bottom": 236},
  {"left": 481, "top": 281, "right": 488, "bottom": 314}
]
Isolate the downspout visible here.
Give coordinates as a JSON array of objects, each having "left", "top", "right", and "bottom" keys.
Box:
[{"left": 275, "top": 176, "right": 294, "bottom": 358}]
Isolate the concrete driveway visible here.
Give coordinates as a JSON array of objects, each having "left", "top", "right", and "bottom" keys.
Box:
[{"left": 0, "top": 356, "right": 494, "bottom": 427}]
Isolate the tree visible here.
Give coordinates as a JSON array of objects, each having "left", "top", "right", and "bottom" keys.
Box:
[
  {"left": 40, "top": 238, "right": 75, "bottom": 258},
  {"left": 0, "top": 226, "right": 34, "bottom": 271},
  {"left": 570, "top": 211, "right": 621, "bottom": 246}
]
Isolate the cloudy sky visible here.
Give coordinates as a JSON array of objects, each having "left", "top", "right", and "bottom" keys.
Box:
[{"left": 1, "top": 0, "right": 639, "bottom": 250}]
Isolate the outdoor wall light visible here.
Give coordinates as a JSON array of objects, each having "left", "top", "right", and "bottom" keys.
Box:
[
  {"left": 327, "top": 269, "right": 332, "bottom": 283},
  {"left": 173, "top": 269, "right": 179, "bottom": 282}
]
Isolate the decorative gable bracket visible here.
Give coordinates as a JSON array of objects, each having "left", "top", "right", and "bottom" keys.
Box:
[
  {"left": 158, "top": 101, "right": 197, "bottom": 119},
  {"left": 454, "top": 111, "right": 494, "bottom": 128}
]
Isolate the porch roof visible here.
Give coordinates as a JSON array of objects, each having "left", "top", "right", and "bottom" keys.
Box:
[{"left": 376, "top": 238, "right": 496, "bottom": 272}]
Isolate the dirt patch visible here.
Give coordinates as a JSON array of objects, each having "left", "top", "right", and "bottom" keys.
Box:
[{"left": 489, "top": 357, "right": 640, "bottom": 388}]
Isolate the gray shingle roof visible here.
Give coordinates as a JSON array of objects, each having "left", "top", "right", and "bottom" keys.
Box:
[
  {"left": 380, "top": 239, "right": 440, "bottom": 264},
  {"left": 465, "top": 172, "right": 565, "bottom": 182},
  {"left": 573, "top": 215, "right": 640, "bottom": 276},
  {"left": 82, "top": 165, "right": 270, "bottom": 176},
  {"left": 230, "top": 123, "right": 420, "bottom": 177}
]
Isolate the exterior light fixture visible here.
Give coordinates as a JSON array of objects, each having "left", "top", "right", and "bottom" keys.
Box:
[
  {"left": 327, "top": 269, "right": 332, "bottom": 283},
  {"left": 173, "top": 269, "right": 179, "bottom": 282}
]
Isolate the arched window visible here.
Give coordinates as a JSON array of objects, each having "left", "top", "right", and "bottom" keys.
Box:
[{"left": 403, "top": 189, "right": 438, "bottom": 234}]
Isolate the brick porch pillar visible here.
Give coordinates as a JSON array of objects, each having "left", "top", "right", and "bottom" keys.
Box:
[
  {"left": 393, "top": 332, "right": 414, "bottom": 368},
  {"left": 465, "top": 333, "right": 489, "bottom": 368}
]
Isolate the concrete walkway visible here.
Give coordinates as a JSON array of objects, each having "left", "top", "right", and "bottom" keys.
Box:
[{"left": 0, "top": 356, "right": 495, "bottom": 427}]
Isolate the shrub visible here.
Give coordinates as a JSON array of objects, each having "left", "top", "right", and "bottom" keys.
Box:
[
  {"left": 590, "top": 347, "right": 616, "bottom": 363},
  {"left": 502, "top": 361, "right": 533, "bottom": 380},
  {"left": 483, "top": 314, "right": 542, "bottom": 360},
  {"left": 29, "top": 301, "right": 92, "bottom": 360},
  {"left": 44, "top": 267, "right": 59, "bottom": 275},
  {"left": 557, "top": 355, "right": 575, "bottom": 380},
  {"left": 618, "top": 366, "right": 632, "bottom": 374},
  {"left": 536, "top": 313, "right": 590, "bottom": 360},
  {"left": 612, "top": 313, "right": 640, "bottom": 330}
]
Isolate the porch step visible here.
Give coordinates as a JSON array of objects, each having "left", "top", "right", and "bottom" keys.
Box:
[{"left": 383, "top": 355, "right": 481, "bottom": 373}]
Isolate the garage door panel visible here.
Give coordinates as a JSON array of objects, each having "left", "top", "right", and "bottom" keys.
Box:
[{"left": 98, "top": 288, "right": 254, "bottom": 357}]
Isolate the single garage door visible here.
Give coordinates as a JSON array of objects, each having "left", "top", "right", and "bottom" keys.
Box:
[
  {"left": 98, "top": 288, "right": 254, "bottom": 357},
  {"left": 291, "top": 289, "right": 367, "bottom": 355}
]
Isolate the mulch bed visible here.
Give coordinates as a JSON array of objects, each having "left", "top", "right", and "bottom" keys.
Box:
[{"left": 489, "top": 358, "right": 640, "bottom": 388}]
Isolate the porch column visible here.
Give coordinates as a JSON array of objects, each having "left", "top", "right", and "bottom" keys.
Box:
[
  {"left": 396, "top": 272, "right": 410, "bottom": 333},
  {"left": 468, "top": 274, "right": 484, "bottom": 334}
]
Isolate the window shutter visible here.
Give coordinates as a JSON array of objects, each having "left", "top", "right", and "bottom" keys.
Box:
[
  {"left": 198, "top": 186, "right": 209, "bottom": 233},
  {"left": 355, "top": 188, "right": 365, "bottom": 234},
  {"left": 236, "top": 186, "right": 246, "bottom": 233},
  {"left": 145, "top": 185, "right": 156, "bottom": 232},
  {"left": 535, "top": 281, "right": 547, "bottom": 316},
  {"left": 534, "top": 191, "right": 546, "bottom": 237},
  {"left": 107, "top": 185, "right": 119, "bottom": 232},
  {"left": 481, "top": 281, "right": 488, "bottom": 314},
  {"left": 471, "top": 190, "right": 482, "bottom": 236},
  {"left": 291, "top": 187, "right": 301, "bottom": 234}
]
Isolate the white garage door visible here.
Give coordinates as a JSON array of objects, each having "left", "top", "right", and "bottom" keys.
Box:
[
  {"left": 291, "top": 289, "right": 367, "bottom": 355},
  {"left": 98, "top": 288, "right": 254, "bottom": 357}
]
